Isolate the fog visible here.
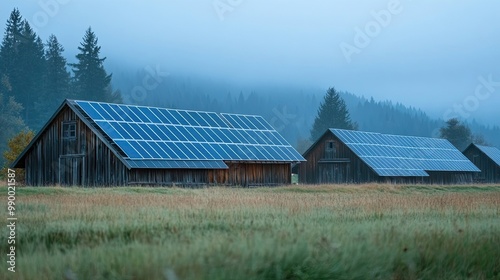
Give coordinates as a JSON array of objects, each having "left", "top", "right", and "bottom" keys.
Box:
[{"left": 1, "top": 0, "right": 499, "bottom": 125}]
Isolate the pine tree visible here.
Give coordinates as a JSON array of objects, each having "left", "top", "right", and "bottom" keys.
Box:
[
  {"left": 17, "top": 20, "right": 46, "bottom": 128},
  {"left": 0, "top": 9, "right": 46, "bottom": 129},
  {"left": 0, "top": 9, "right": 23, "bottom": 96},
  {"left": 439, "top": 118, "right": 472, "bottom": 151},
  {"left": 0, "top": 92, "right": 26, "bottom": 168},
  {"left": 310, "top": 87, "right": 357, "bottom": 141},
  {"left": 70, "top": 27, "right": 121, "bottom": 102},
  {"left": 33, "top": 34, "right": 71, "bottom": 129}
]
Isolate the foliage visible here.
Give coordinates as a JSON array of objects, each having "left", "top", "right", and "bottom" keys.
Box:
[
  {"left": 310, "top": 87, "right": 357, "bottom": 142},
  {"left": 352, "top": 96, "right": 440, "bottom": 137},
  {"left": 1, "top": 129, "right": 34, "bottom": 183},
  {"left": 17, "top": 20, "right": 46, "bottom": 128},
  {"left": 0, "top": 93, "right": 26, "bottom": 168},
  {"left": 472, "top": 133, "right": 489, "bottom": 146},
  {"left": 33, "top": 34, "right": 71, "bottom": 130},
  {"left": 439, "top": 118, "right": 472, "bottom": 151},
  {"left": 0, "top": 8, "right": 22, "bottom": 95},
  {"left": 0, "top": 9, "right": 46, "bottom": 129},
  {"left": 0, "top": 185, "right": 498, "bottom": 279},
  {"left": 70, "top": 27, "right": 121, "bottom": 103},
  {"left": 0, "top": 9, "right": 121, "bottom": 132}
]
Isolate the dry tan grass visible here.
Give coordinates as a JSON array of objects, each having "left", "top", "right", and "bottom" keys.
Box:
[
  {"left": 2, "top": 184, "right": 499, "bottom": 279},
  {"left": 19, "top": 184, "right": 500, "bottom": 218}
]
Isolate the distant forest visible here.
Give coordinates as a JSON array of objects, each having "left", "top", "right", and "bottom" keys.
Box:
[
  {"left": 112, "top": 70, "right": 500, "bottom": 151},
  {"left": 1, "top": 8, "right": 499, "bottom": 168}
]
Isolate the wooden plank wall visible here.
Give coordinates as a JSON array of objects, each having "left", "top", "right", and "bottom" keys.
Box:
[
  {"left": 23, "top": 105, "right": 293, "bottom": 187},
  {"left": 298, "top": 132, "right": 476, "bottom": 184},
  {"left": 24, "top": 106, "right": 129, "bottom": 186},
  {"left": 463, "top": 146, "right": 500, "bottom": 183},
  {"left": 129, "top": 163, "right": 291, "bottom": 187},
  {"left": 424, "top": 172, "right": 473, "bottom": 184},
  {"left": 298, "top": 133, "right": 378, "bottom": 184}
]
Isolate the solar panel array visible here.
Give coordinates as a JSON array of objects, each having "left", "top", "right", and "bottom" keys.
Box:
[
  {"left": 74, "top": 100, "right": 304, "bottom": 169},
  {"left": 330, "top": 129, "right": 480, "bottom": 177},
  {"left": 475, "top": 144, "right": 500, "bottom": 166}
]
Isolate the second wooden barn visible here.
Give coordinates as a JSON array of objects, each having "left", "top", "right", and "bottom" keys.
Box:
[
  {"left": 462, "top": 143, "right": 500, "bottom": 183},
  {"left": 12, "top": 100, "right": 305, "bottom": 187},
  {"left": 298, "top": 129, "right": 479, "bottom": 184}
]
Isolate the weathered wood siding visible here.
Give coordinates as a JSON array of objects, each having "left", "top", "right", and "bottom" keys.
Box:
[
  {"left": 128, "top": 163, "right": 291, "bottom": 186},
  {"left": 22, "top": 104, "right": 292, "bottom": 187},
  {"left": 463, "top": 146, "right": 500, "bottom": 183},
  {"left": 298, "top": 131, "right": 475, "bottom": 184},
  {"left": 298, "top": 133, "right": 378, "bottom": 184},
  {"left": 425, "top": 172, "right": 473, "bottom": 184},
  {"left": 24, "top": 106, "right": 128, "bottom": 186}
]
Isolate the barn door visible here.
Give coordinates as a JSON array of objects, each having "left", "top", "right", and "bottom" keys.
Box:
[
  {"left": 59, "top": 156, "right": 85, "bottom": 186},
  {"left": 319, "top": 162, "right": 350, "bottom": 184}
]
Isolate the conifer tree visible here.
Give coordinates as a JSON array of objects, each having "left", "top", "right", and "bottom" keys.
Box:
[
  {"left": 17, "top": 20, "right": 46, "bottom": 128},
  {"left": 0, "top": 9, "right": 23, "bottom": 96},
  {"left": 70, "top": 27, "right": 121, "bottom": 102},
  {"left": 310, "top": 87, "right": 357, "bottom": 141},
  {"left": 0, "top": 92, "right": 26, "bottom": 168},
  {"left": 34, "top": 34, "right": 71, "bottom": 129},
  {"left": 0, "top": 9, "right": 46, "bottom": 128},
  {"left": 439, "top": 118, "right": 472, "bottom": 151}
]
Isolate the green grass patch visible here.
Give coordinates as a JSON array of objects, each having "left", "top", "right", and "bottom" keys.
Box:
[{"left": 0, "top": 184, "right": 499, "bottom": 279}]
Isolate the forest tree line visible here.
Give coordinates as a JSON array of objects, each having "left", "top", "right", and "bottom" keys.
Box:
[
  {"left": 0, "top": 8, "right": 119, "bottom": 166},
  {"left": 1, "top": 8, "right": 499, "bottom": 169}
]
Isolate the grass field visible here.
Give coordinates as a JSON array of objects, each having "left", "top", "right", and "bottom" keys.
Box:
[{"left": 1, "top": 184, "right": 500, "bottom": 279}]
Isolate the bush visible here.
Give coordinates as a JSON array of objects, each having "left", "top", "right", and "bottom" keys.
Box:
[{"left": 2, "top": 129, "right": 35, "bottom": 184}]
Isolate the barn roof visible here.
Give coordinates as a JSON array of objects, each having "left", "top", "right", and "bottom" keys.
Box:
[
  {"left": 18, "top": 100, "right": 302, "bottom": 169},
  {"left": 327, "top": 129, "right": 480, "bottom": 177},
  {"left": 468, "top": 144, "right": 500, "bottom": 166}
]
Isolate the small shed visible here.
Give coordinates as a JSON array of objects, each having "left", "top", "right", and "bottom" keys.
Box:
[
  {"left": 462, "top": 143, "right": 500, "bottom": 183},
  {"left": 298, "top": 129, "right": 479, "bottom": 184},
  {"left": 12, "top": 99, "right": 305, "bottom": 187}
]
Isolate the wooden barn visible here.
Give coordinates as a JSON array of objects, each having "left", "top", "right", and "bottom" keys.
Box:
[
  {"left": 297, "top": 129, "right": 479, "bottom": 184},
  {"left": 463, "top": 143, "right": 500, "bottom": 183},
  {"left": 12, "top": 100, "right": 305, "bottom": 187}
]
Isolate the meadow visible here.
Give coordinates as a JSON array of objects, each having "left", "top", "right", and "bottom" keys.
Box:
[{"left": 1, "top": 184, "right": 499, "bottom": 280}]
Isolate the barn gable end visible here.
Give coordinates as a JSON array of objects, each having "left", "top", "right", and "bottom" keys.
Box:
[
  {"left": 298, "top": 132, "right": 377, "bottom": 183},
  {"left": 12, "top": 100, "right": 303, "bottom": 187},
  {"left": 463, "top": 143, "right": 500, "bottom": 183},
  {"left": 298, "top": 129, "right": 479, "bottom": 184},
  {"left": 13, "top": 103, "right": 129, "bottom": 186}
]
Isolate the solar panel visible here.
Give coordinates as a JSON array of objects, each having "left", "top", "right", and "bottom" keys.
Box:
[
  {"left": 330, "top": 129, "right": 480, "bottom": 177},
  {"left": 475, "top": 144, "right": 500, "bottom": 166},
  {"left": 74, "top": 100, "right": 304, "bottom": 169},
  {"left": 125, "top": 159, "right": 228, "bottom": 169}
]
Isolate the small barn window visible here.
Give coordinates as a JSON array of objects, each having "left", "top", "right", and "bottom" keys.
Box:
[
  {"left": 63, "top": 122, "right": 76, "bottom": 139},
  {"left": 62, "top": 121, "right": 78, "bottom": 155},
  {"left": 325, "top": 140, "right": 337, "bottom": 158}
]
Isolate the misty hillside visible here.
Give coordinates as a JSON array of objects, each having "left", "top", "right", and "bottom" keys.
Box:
[{"left": 111, "top": 70, "right": 500, "bottom": 150}]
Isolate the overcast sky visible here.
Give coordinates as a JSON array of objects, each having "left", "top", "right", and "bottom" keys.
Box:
[{"left": 1, "top": 1, "right": 499, "bottom": 125}]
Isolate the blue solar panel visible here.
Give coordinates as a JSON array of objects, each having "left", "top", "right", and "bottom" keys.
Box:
[
  {"left": 475, "top": 144, "right": 500, "bottom": 166},
  {"left": 125, "top": 159, "right": 228, "bottom": 169},
  {"left": 74, "top": 100, "right": 305, "bottom": 169},
  {"left": 330, "top": 129, "right": 479, "bottom": 177}
]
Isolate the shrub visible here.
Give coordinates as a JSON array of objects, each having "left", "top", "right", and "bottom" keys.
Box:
[{"left": 2, "top": 129, "right": 35, "bottom": 184}]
